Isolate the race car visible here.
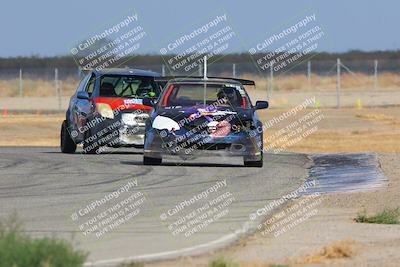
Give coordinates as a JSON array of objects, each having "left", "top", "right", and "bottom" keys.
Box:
[
  {"left": 142, "top": 77, "right": 268, "bottom": 167},
  {"left": 60, "top": 68, "right": 162, "bottom": 154}
]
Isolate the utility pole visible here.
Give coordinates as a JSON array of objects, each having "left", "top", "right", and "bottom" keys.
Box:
[
  {"left": 203, "top": 56, "right": 207, "bottom": 106},
  {"left": 232, "top": 63, "right": 236, "bottom": 78},
  {"left": 374, "top": 59, "right": 378, "bottom": 90},
  {"left": 336, "top": 58, "right": 341, "bottom": 109},
  {"left": 203, "top": 55, "right": 207, "bottom": 79},
  {"left": 19, "top": 69, "right": 23, "bottom": 97},
  {"left": 55, "top": 68, "right": 61, "bottom": 111},
  {"left": 268, "top": 62, "right": 274, "bottom": 100}
]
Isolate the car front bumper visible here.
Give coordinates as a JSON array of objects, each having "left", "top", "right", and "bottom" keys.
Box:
[
  {"left": 90, "top": 113, "right": 148, "bottom": 148},
  {"left": 144, "top": 129, "right": 263, "bottom": 161}
]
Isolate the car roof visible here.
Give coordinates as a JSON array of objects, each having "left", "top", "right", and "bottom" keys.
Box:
[{"left": 93, "top": 68, "right": 160, "bottom": 77}]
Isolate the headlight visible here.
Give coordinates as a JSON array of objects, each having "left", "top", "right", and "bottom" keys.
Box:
[
  {"left": 96, "top": 103, "right": 114, "bottom": 119},
  {"left": 152, "top": 115, "right": 180, "bottom": 132}
]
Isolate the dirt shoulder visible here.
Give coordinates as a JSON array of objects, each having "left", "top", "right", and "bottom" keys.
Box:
[
  {"left": 1, "top": 107, "right": 400, "bottom": 152},
  {"left": 144, "top": 153, "right": 400, "bottom": 267},
  {"left": 0, "top": 115, "right": 63, "bottom": 146},
  {"left": 143, "top": 107, "right": 400, "bottom": 267}
]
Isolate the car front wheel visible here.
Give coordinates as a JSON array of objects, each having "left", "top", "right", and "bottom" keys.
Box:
[
  {"left": 60, "top": 120, "right": 77, "bottom": 153},
  {"left": 83, "top": 129, "right": 98, "bottom": 154},
  {"left": 244, "top": 152, "right": 263, "bottom": 167}
]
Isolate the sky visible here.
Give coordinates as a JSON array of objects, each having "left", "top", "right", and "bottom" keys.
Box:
[{"left": 0, "top": 0, "right": 398, "bottom": 57}]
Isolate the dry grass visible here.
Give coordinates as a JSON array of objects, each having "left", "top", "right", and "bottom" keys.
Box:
[
  {"left": 355, "top": 113, "right": 400, "bottom": 127},
  {"left": 0, "top": 115, "right": 64, "bottom": 146},
  {"left": 2, "top": 108, "right": 400, "bottom": 152},
  {"left": 286, "top": 131, "right": 400, "bottom": 153},
  {"left": 257, "top": 107, "right": 400, "bottom": 153},
  {"left": 239, "top": 260, "right": 289, "bottom": 267},
  {"left": 241, "top": 72, "right": 400, "bottom": 91},
  {"left": 0, "top": 72, "right": 399, "bottom": 98},
  {"left": 208, "top": 257, "right": 289, "bottom": 267},
  {"left": 0, "top": 78, "right": 78, "bottom": 97},
  {"left": 289, "top": 239, "right": 358, "bottom": 264}
]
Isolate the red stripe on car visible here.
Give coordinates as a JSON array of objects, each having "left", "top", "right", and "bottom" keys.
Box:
[
  {"left": 94, "top": 98, "right": 152, "bottom": 111},
  {"left": 162, "top": 84, "right": 174, "bottom": 107}
]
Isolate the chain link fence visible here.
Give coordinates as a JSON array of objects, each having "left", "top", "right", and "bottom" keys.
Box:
[{"left": 0, "top": 59, "right": 399, "bottom": 110}]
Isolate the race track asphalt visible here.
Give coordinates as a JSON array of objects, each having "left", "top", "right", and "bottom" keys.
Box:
[{"left": 0, "top": 147, "right": 309, "bottom": 265}]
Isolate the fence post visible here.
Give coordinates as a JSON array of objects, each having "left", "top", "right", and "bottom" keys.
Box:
[
  {"left": 161, "top": 64, "right": 165, "bottom": 76},
  {"left": 336, "top": 58, "right": 341, "bottom": 108},
  {"left": 232, "top": 63, "right": 236, "bottom": 78},
  {"left": 55, "top": 68, "right": 61, "bottom": 111},
  {"left": 203, "top": 55, "right": 207, "bottom": 79},
  {"left": 268, "top": 62, "right": 274, "bottom": 100},
  {"left": 19, "top": 69, "right": 23, "bottom": 97},
  {"left": 374, "top": 59, "right": 378, "bottom": 90},
  {"left": 307, "top": 61, "right": 311, "bottom": 86}
]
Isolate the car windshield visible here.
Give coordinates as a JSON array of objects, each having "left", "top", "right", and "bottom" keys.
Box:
[
  {"left": 99, "top": 75, "right": 161, "bottom": 98},
  {"left": 160, "top": 83, "right": 250, "bottom": 108}
]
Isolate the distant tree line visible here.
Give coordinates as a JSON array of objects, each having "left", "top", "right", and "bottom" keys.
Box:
[{"left": 1, "top": 50, "right": 400, "bottom": 69}]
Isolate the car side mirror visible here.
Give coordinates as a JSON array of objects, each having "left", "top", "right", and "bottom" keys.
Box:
[
  {"left": 255, "top": 100, "right": 269, "bottom": 109},
  {"left": 143, "top": 96, "right": 156, "bottom": 107},
  {"left": 77, "top": 91, "right": 89, "bottom": 100}
]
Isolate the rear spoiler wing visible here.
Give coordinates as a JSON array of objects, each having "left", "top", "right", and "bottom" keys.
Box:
[{"left": 155, "top": 76, "right": 255, "bottom": 86}]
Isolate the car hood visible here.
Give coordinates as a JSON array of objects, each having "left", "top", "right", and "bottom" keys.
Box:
[{"left": 156, "top": 106, "right": 254, "bottom": 124}]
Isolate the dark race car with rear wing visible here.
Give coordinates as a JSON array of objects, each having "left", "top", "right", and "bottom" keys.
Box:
[
  {"left": 142, "top": 77, "right": 269, "bottom": 167},
  {"left": 60, "top": 68, "right": 164, "bottom": 154}
]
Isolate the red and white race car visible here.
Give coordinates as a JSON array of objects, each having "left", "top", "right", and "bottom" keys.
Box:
[{"left": 60, "top": 68, "right": 163, "bottom": 154}]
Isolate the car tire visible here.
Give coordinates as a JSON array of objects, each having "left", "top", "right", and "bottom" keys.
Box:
[
  {"left": 83, "top": 132, "right": 98, "bottom": 154},
  {"left": 83, "top": 129, "right": 98, "bottom": 154},
  {"left": 143, "top": 156, "right": 162, "bottom": 165},
  {"left": 244, "top": 152, "right": 263, "bottom": 167},
  {"left": 60, "top": 120, "right": 77, "bottom": 153}
]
